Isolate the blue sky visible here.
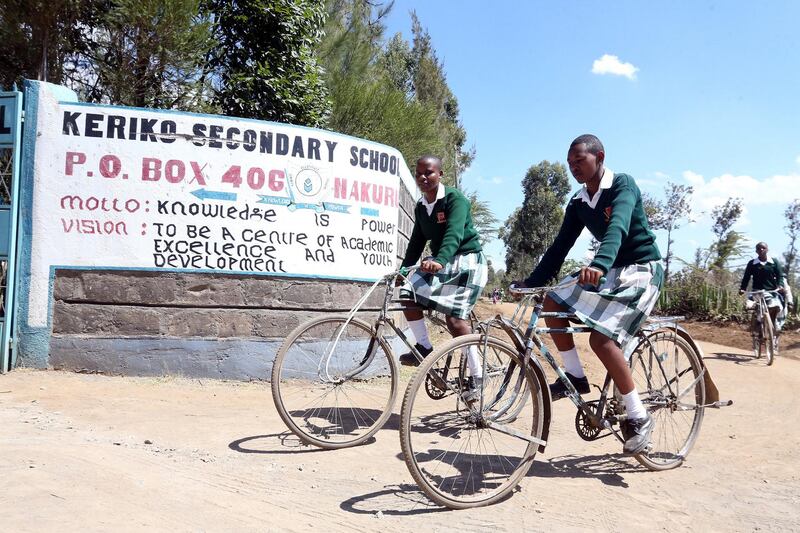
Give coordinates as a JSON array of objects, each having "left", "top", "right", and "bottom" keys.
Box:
[{"left": 384, "top": 1, "right": 800, "bottom": 273}]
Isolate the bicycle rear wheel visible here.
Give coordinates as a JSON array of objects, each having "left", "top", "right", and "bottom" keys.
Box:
[
  {"left": 400, "top": 334, "right": 545, "bottom": 509},
  {"left": 629, "top": 330, "right": 705, "bottom": 471},
  {"left": 271, "top": 316, "right": 397, "bottom": 449}
]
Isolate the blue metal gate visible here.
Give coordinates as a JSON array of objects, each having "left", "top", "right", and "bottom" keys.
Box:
[{"left": 0, "top": 90, "right": 23, "bottom": 373}]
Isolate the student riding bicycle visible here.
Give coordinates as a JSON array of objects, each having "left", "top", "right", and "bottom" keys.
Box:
[
  {"left": 739, "top": 242, "right": 789, "bottom": 335},
  {"left": 396, "top": 156, "right": 488, "bottom": 384},
  {"left": 514, "top": 134, "right": 663, "bottom": 456}
]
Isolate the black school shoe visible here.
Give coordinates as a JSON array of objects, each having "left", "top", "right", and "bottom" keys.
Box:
[
  {"left": 399, "top": 343, "right": 433, "bottom": 366},
  {"left": 621, "top": 413, "right": 654, "bottom": 455},
  {"left": 549, "top": 372, "right": 590, "bottom": 401}
]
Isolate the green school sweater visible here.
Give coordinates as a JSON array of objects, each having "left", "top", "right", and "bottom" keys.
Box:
[
  {"left": 525, "top": 173, "right": 661, "bottom": 286},
  {"left": 401, "top": 186, "right": 482, "bottom": 267},
  {"left": 740, "top": 258, "right": 784, "bottom": 291}
]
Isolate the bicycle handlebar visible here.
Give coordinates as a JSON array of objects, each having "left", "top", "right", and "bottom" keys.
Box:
[
  {"left": 745, "top": 289, "right": 781, "bottom": 296},
  {"left": 509, "top": 272, "right": 607, "bottom": 295}
]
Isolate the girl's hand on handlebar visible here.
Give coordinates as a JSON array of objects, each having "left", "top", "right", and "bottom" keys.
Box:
[
  {"left": 421, "top": 257, "right": 443, "bottom": 273},
  {"left": 578, "top": 266, "right": 604, "bottom": 287},
  {"left": 509, "top": 281, "right": 527, "bottom": 301}
]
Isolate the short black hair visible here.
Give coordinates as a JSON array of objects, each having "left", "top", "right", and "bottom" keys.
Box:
[
  {"left": 570, "top": 134, "right": 605, "bottom": 156},
  {"left": 756, "top": 242, "right": 768, "bottom": 250},
  {"left": 417, "top": 155, "right": 443, "bottom": 170}
]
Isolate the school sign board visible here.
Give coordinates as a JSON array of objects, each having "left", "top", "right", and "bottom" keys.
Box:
[{"left": 17, "top": 81, "right": 416, "bottom": 365}]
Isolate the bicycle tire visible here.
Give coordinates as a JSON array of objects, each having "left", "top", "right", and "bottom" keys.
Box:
[
  {"left": 763, "top": 315, "right": 775, "bottom": 366},
  {"left": 751, "top": 313, "right": 762, "bottom": 359},
  {"left": 271, "top": 316, "right": 398, "bottom": 449},
  {"left": 629, "top": 330, "right": 705, "bottom": 471},
  {"left": 400, "top": 334, "right": 545, "bottom": 509}
]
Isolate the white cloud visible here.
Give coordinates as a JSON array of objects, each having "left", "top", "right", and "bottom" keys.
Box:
[
  {"left": 591, "top": 54, "right": 639, "bottom": 80},
  {"left": 681, "top": 170, "right": 800, "bottom": 210},
  {"left": 673, "top": 170, "right": 800, "bottom": 236},
  {"left": 475, "top": 175, "right": 504, "bottom": 185}
]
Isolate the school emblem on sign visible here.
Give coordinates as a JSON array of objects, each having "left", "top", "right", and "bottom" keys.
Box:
[{"left": 293, "top": 166, "right": 325, "bottom": 198}]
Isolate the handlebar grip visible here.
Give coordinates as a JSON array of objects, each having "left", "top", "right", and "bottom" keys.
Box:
[
  {"left": 568, "top": 271, "right": 606, "bottom": 289},
  {"left": 398, "top": 266, "right": 409, "bottom": 277}
]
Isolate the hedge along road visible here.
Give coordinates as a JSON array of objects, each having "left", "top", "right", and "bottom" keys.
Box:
[{"left": 0, "top": 334, "right": 797, "bottom": 531}]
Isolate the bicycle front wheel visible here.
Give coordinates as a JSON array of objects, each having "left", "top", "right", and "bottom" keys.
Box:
[
  {"left": 751, "top": 315, "right": 762, "bottom": 359},
  {"left": 400, "top": 334, "right": 545, "bottom": 509},
  {"left": 629, "top": 330, "right": 705, "bottom": 471},
  {"left": 271, "top": 316, "right": 397, "bottom": 449},
  {"left": 763, "top": 316, "right": 775, "bottom": 366}
]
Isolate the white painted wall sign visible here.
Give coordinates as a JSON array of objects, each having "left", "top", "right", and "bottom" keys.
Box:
[{"left": 27, "top": 84, "right": 415, "bottom": 327}]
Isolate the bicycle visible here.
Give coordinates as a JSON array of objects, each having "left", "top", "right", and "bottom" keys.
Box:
[
  {"left": 270, "top": 266, "right": 477, "bottom": 449},
  {"left": 745, "top": 290, "right": 781, "bottom": 365},
  {"left": 399, "top": 279, "right": 732, "bottom": 509}
]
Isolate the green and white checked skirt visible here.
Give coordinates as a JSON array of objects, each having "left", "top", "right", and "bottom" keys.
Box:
[
  {"left": 549, "top": 260, "right": 664, "bottom": 349},
  {"left": 400, "top": 252, "right": 488, "bottom": 319}
]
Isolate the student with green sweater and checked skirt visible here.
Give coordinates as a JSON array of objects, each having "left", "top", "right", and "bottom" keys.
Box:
[
  {"left": 515, "top": 134, "right": 664, "bottom": 456},
  {"left": 397, "top": 156, "right": 488, "bottom": 400}
]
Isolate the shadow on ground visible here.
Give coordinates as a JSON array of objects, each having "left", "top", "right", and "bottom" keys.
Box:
[
  {"left": 706, "top": 352, "right": 763, "bottom": 366},
  {"left": 339, "top": 451, "right": 641, "bottom": 514},
  {"left": 228, "top": 433, "right": 328, "bottom": 455}
]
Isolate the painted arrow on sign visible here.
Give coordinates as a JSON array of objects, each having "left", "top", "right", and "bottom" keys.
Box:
[{"left": 191, "top": 188, "right": 237, "bottom": 201}]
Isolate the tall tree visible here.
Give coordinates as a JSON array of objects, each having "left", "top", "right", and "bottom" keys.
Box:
[
  {"left": 645, "top": 182, "right": 694, "bottom": 282},
  {"left": 64, "top": 0, "right": 214, "bottom": 110},
  {"left": 207, "top": 0, "right": 331, "bottom": 126},
  {"left": 463, "top": 190, "right": 498, "bottom": 246},
  {"left": 784, "top": 199, "right": 800, "bottom": 285},
  {"left": 408, "top": 12, "right": 473, "bottom": 182},
  {"left": 319, "top": 1, "right": 497, "bottom": 242},
  {"left": 500, "top": 161, "right": 571, "bottom": 282},
  {"left": 0, "top": 0, "right": 107, "bottom": 89},
  {"left": 320, "top": 3, "right": 444, "bottom": 171},
  {"left": 709, "top": 197, "right": 745, "bottom": 271}
]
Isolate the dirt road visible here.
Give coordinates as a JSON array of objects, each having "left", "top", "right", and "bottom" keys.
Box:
[{"left": 1, "top": 334, "right": 799, "bottom": 532}]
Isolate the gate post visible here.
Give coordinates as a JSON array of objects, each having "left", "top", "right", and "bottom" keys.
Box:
[{"left": 0, "top": 90, "right": 23, "bottom": 373}]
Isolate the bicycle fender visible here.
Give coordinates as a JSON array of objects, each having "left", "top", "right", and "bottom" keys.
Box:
[{"left": 642, "top": 322, "right": 706, "bottom": 365}]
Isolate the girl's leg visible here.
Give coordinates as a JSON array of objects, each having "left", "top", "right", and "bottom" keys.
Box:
[{"left": 544, "top": 296, "right": 586, "bottom": 379}]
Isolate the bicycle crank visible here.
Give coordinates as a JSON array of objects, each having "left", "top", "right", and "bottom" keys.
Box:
[{"left": 574, "top": 407, "right": 603, "bottom": 441}]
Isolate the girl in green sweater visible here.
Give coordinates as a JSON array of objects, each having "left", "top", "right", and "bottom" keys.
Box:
[
  {"left": 397, "top": 156, "right": 488, "bottom": 387},
  {"left": 517, "top": 134, "right": 663, "bottom": 456}
]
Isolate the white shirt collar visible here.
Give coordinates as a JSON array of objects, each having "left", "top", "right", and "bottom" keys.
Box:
[
  {"left": 420, "top": 183, "right": 445, "bottom": 216},
  {"left": 575, "top": 167, "right": 614, "bottom": 209},
  {"left": 754, "top": 255, "right": 773, "bottom": 265}
]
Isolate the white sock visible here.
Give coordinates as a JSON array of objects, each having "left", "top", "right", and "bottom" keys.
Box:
[
  {"left": 560, "top": 347, "right": 585, "bottom": 378},
  {"left": 622, "top": 389, "right": 647, "bottom": 420},
  {"left": 407, "top": 319, "right": 432, "bottom": 349},
  {"left": 463, "top": 345, "right": 483, "bottom": 378}
]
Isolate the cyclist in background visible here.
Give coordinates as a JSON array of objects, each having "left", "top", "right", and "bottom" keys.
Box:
[
  {"left": 514, "top": 134, "right": 663, "bottom": 456},
  {"left": 739, "top": 242, "right": 786, "bottom": 334}
]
